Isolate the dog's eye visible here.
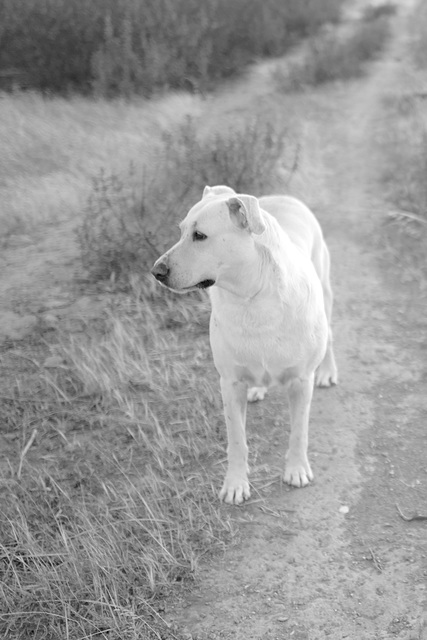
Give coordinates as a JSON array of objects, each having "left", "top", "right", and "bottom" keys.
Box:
[{"left": 193, "top": 230, "right": 207, "bottom": 241}]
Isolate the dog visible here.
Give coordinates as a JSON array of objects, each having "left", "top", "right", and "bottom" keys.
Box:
[{"left": 151, "top": 185, "right": 337, "bottom": 504}]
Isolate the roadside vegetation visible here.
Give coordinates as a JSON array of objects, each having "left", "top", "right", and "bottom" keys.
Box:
[
  {"left": 378, "top": 1, "right": 427, "bottom": 281},
  {"left": 274, "top": 4, "right": 395, "bottom": 91},
  {"left": 0, "top": 278, "right": 234, "bottom": 639},
  {"left": 0, "top": 0, "right": 342, "bottom": 97},
  {"left": 0, "top": 91, "right": 202, "bottom": 241},
  {"left": 0, "top": 0, "right": 342, "bottom": 242}
]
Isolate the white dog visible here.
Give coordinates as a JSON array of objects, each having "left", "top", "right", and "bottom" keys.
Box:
[{"left": 151, "top": 186, "right": 337, "bottom": 504}]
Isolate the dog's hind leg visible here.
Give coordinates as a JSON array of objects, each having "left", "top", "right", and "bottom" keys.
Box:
[
  {"left": 315, "top": 245, "right": 338, "bottom": 387},
  {"left": 284, "top": 374, "right": 315, "bottom": 487},
  {"left": 219, "top": 378, "right": 251, "bottom": 504}
]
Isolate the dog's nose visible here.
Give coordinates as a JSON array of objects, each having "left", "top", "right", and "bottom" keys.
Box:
[{"left": 151, "top": 259, "right": 169, "bottom": 284}]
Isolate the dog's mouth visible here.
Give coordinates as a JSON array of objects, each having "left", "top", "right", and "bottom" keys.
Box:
[{"left": 196, "top": 279, "right": 215, "bottom": 289}]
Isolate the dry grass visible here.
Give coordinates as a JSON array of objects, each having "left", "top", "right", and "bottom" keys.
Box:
[
  {"left": 382, "top": 6, "right": 427, "bottom": 216},
  {"left": 376, "top": 3, "right": 427, "bottom": 284},
  {"left": 379, "top": 92, "right": 427, "bottom": 282},
  {"left": 0, "top": 277, "right": 238, "bottom": 639},
  {"left": 0, "top": 91, "right": 201, "bottom": 241}
]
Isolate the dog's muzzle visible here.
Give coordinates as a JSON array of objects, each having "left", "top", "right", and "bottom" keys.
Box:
[
  {"left": 197, "top": 279, "right": 215, "bottom": 289},
  {"left": 151, "top": 259, "right": 169, "bottom": 285}
]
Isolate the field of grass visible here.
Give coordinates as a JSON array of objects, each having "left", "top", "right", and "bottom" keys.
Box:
[
  {"left": 1, "top": 277, "right": 239, "bottom": 638},
  {"left": 0, "top": 91, "right": 201, "bottom": 240}
]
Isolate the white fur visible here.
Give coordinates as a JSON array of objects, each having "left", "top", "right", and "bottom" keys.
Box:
[{"left": 152, "top": 186, "right": 338, "bottom": 504}]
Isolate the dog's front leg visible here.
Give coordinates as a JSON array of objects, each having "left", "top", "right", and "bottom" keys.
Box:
[
  {"left": 219, "top": 378, "right": 250, "bottom": 505},
  {"left": 284, "top": 374, "right": 315, "bottom": 488}
]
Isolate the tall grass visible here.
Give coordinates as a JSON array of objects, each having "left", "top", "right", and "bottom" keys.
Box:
[{"left": 0, "top": 278, "right": 234, "bottom": 639}]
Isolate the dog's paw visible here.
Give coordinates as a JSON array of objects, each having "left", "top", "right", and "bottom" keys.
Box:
[
  {"left": 219, "top": 474, "right": 250, "bottom": 505},
  {"left": 247, "top": 386, "right": 268, "bottom": 402},
  {"left": 284, "top": 455, "right": 313, "bottom": 488},
  {"left": 315, "top": 362, "right": 338, "bottom": 388}
]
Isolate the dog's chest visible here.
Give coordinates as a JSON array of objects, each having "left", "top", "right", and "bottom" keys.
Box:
[{"left": 210, "top": 297, "right": 314, "bottom": 382}]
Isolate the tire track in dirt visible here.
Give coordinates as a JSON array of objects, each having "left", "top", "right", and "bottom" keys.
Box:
[{"left": 168, "top": 3, "right": 427, "bottom": 639}]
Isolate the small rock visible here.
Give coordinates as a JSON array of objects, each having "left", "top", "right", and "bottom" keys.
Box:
[{"left": 339, "top": 505, "right": 350, "bottom": 514}]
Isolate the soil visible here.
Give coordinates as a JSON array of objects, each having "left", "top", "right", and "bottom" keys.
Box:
[{"left": 1, "top": 1, "right": 426, "bottom": 639}]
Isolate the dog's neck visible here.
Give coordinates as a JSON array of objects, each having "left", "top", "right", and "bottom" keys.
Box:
[{"left": 212, "top": 211, "right": 306, "bottom": 303}]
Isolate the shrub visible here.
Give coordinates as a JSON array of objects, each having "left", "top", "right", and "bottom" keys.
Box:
[
  {"left": 409, "top": 1, "right": 427, "bottom": 68},
  {"left": 0, "top": 0, "right": 343, "bottom": 96},
  {"left": 274, "top": 14, "right": 392, "bottom": 91},
  {"left": 362, "top": 2, "right": 397, "bottom": 22},
  {"left": 77, "top": 114, "right": 290, "bottom": 283}
]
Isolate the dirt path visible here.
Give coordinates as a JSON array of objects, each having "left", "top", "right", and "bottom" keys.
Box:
[{"left": 167, "top": 4, "right": 427, "bottom": 639}]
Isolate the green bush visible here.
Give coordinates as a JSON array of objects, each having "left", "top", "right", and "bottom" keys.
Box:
[{"left": 0, "top": 0, "right": 343, "bottom": 96}]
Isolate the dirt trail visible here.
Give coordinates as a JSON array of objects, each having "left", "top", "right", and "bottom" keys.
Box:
[{"left": 167, "top": 4, "right": 427, "bottom": 639}]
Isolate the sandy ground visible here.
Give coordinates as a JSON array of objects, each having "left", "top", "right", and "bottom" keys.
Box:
[{"left": 0, "top": 1, "right": 426, "bottom": 639}]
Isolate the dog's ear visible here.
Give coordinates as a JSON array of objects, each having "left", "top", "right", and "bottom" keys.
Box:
[
  {"left": 227, "top": 196, "right": 266, "bottom": 235},
  {"left": 203, "top": 185, "right": 236, "bottom": 199}
]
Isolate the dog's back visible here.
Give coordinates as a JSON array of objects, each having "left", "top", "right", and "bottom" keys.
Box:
[{"left": 259, "top": 195, "right": 324, "bottom": 260}]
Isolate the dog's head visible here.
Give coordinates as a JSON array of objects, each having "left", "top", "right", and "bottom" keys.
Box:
[{"left": 151, "top": 185, "right": 266, "bottom": 292}]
